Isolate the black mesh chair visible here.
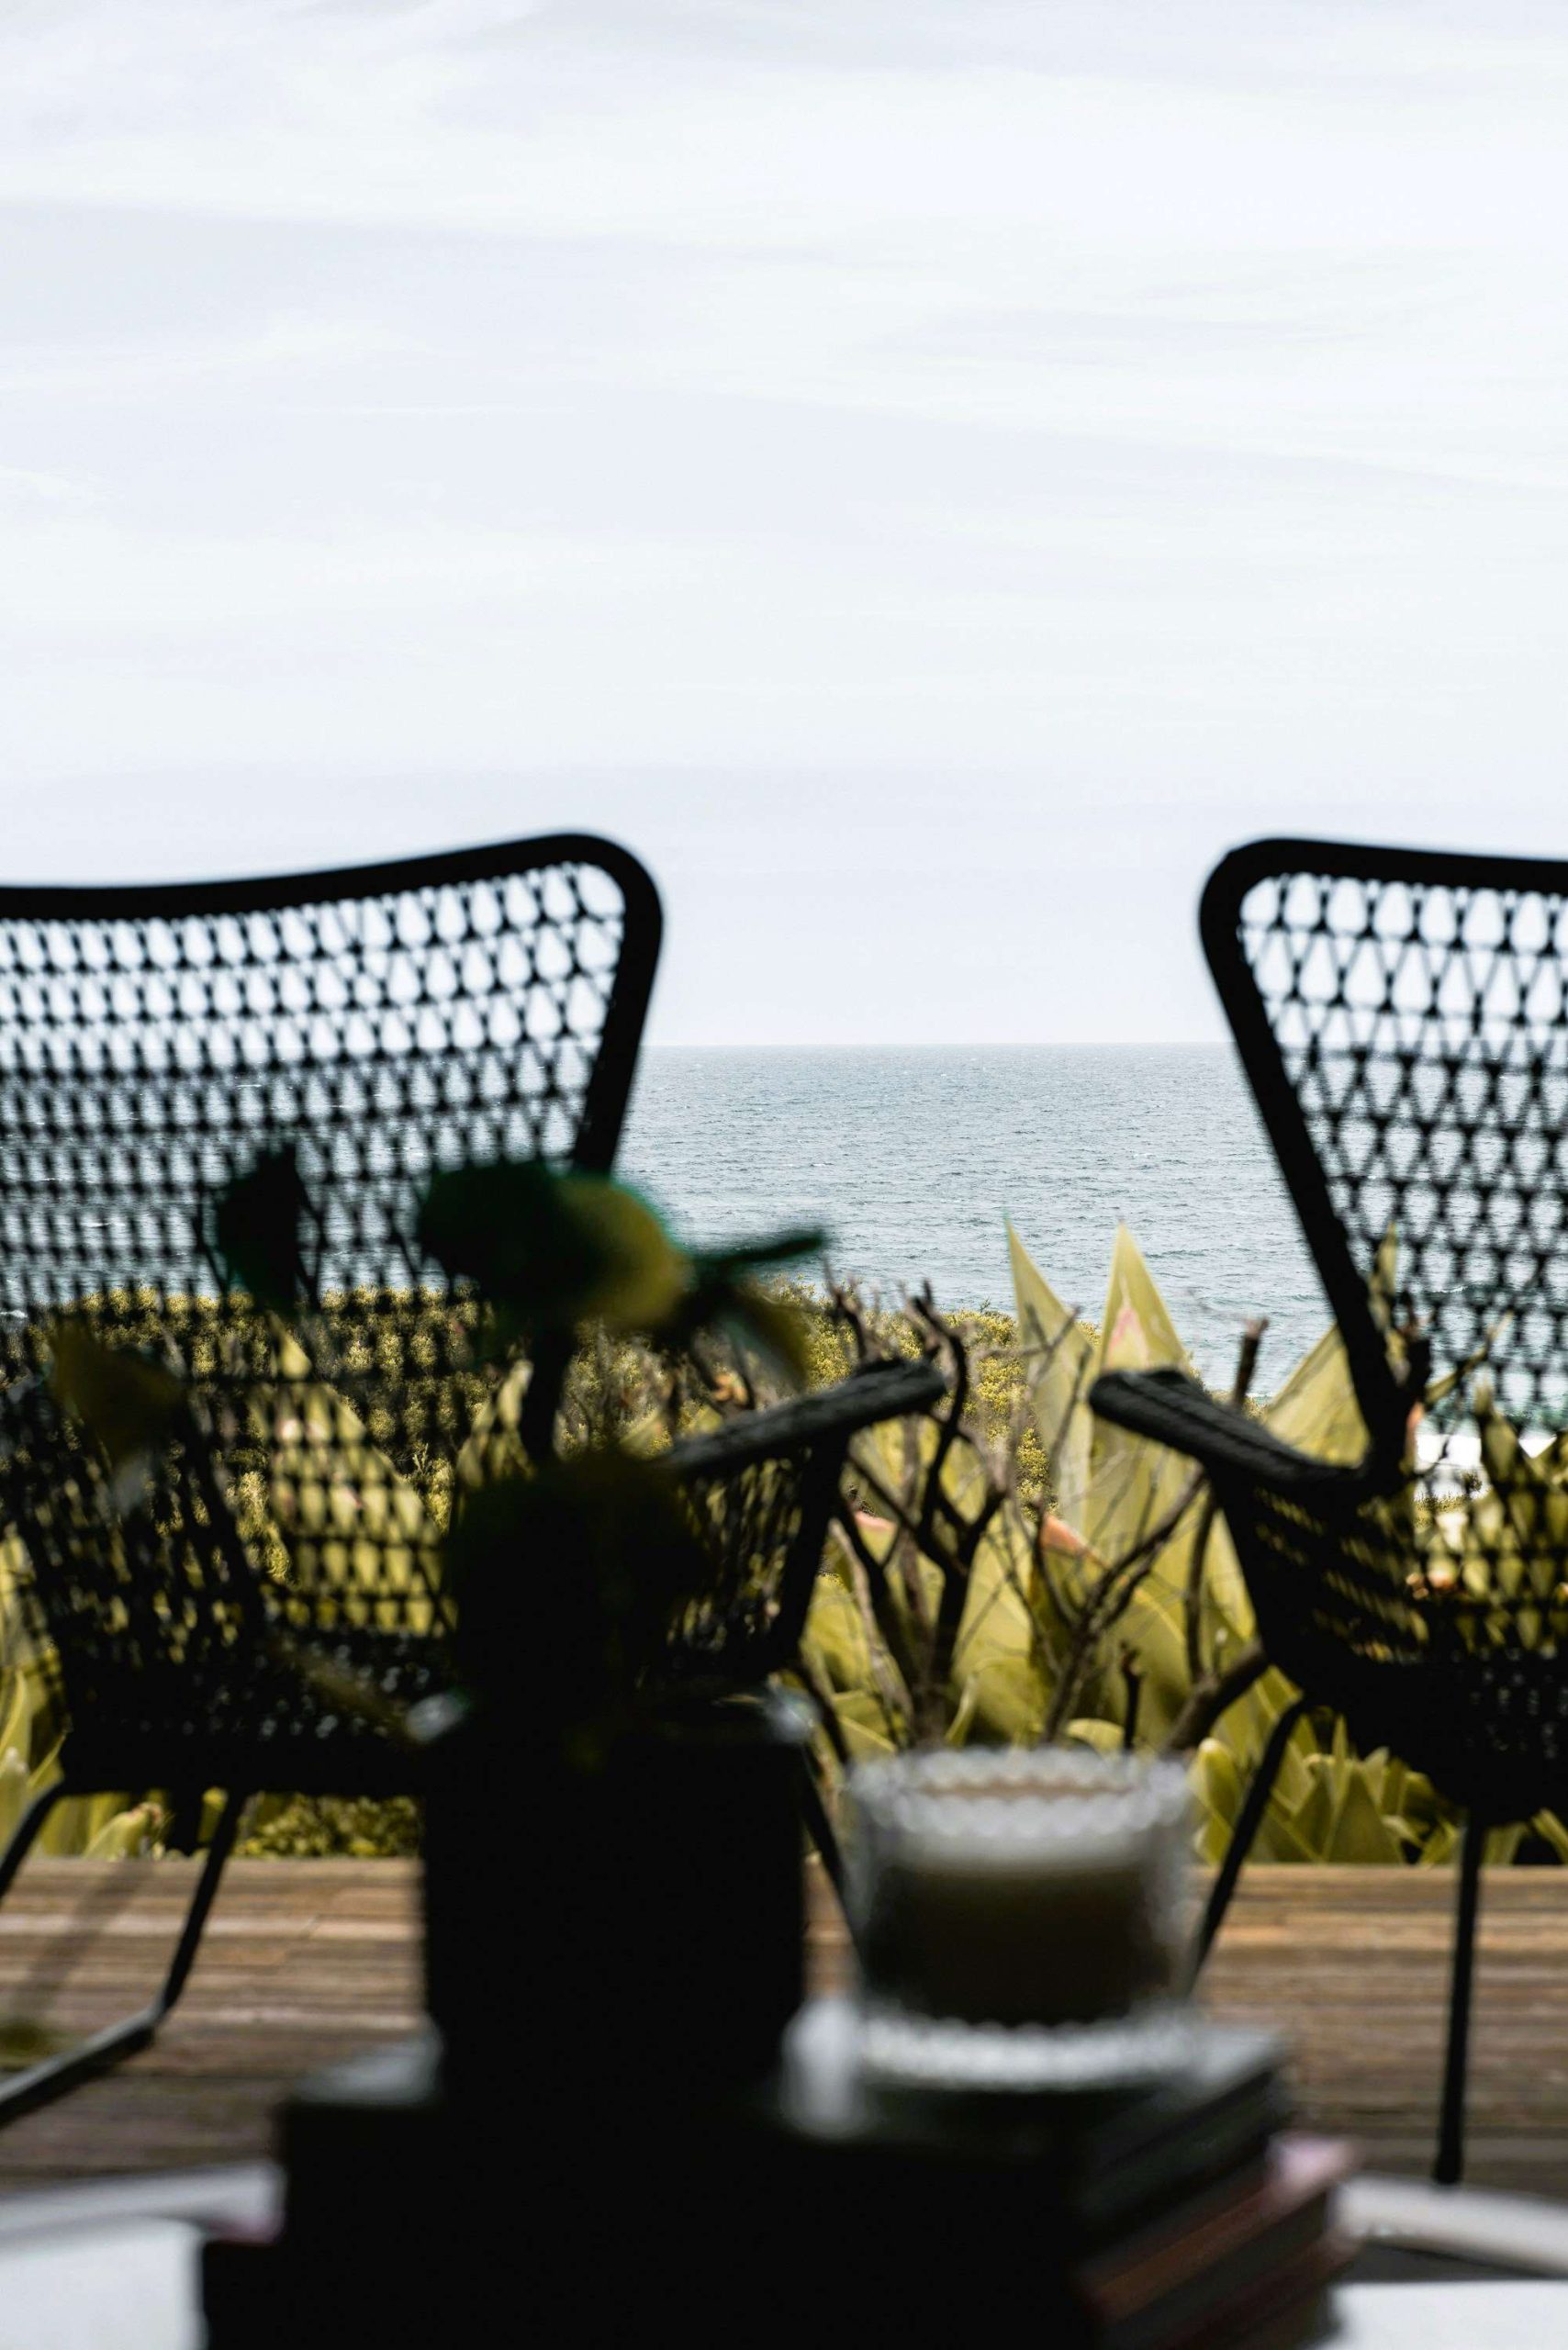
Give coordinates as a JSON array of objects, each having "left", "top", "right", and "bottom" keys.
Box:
[
  {"left": 1092, "top": 838, "right": 1568, "bottom": 2184},
  {"left": 0, "top": 838, "right": 929, "bottom": 2123}
]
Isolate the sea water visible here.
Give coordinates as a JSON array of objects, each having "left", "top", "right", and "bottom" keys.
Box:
[{"left": 621, "top": 1045, "right": 1325, "bottom": 1393}]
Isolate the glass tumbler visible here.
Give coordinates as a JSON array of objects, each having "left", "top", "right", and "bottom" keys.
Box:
[{"left": 846, "top": 1746, "right": 1192, "bottom": 2087}]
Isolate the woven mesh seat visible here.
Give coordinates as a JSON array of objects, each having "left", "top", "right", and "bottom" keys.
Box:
[{"left": 1092, "top": 836, "right": 1568, "bottom": 2181}]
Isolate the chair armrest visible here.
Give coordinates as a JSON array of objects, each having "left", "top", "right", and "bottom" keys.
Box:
[
  {"left": 657, "top": 1356, "right": 945, "bottom": 1691},
  {"left": 665, "top": 1356, "right": 945, "bottom": 1483},
  {"left": 1089, "top": 1367, "right": 1380, "bottom": 1504}
]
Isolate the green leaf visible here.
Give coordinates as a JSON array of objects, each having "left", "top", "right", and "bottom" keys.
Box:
[
  {"left": 419, "top": 1162, "right": 689, "bottom": 1333},
  {"left": 803, "top": 1573, "right": 874, "bottom": 1692},
  {"left": 1063, "top": 1718, "right": 1126, "bottom": 1754},
  {"left": 711, "top": 1281, "right": 812, "bottom": 1385},
  {"left": 965, "top": 1651, "right": 1047, "bottom": 1743},
  {"left": 49, "top": 1322, "right": 184, "bottom": 1468},
  {"left": 828, "top": 1690, "right": 900, "bottom": 1761},
  {"left": 691, "top": 1227, "right": 827, "bottom": 1278},
  {"left": 1009, "top": 1220, "right": 1092, "bottom": 1525}
]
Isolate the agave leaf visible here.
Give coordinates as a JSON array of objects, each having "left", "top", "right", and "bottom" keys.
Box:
[
  {"left": 1064, "top": 1718, "right": 1126, "bottom": 1754},
  {"left": 1525, "top": 1429, "right": 1568, "bottom": 1483},
  {"left": 1417, "top": 1818, "right": 1461, "bottom": 1867},
  {"left": 1009, "top": 1223, "right": 1092, "bottom": 1525},
  {"left": 0, "top": 1669, "right": 39, "bottom": 1773},
  {"left": 1095, "top": 1223, "right": 1194, "bottom": 1384},
  {"left": 944, "top": 1677, "right": 980, "bottom": 1747},
  {"left": 1189, "top": 1734, "right": 1309, "bottom": 1863},
  {"left": 1368, "top": 1226, "right": 1400, "bottom": 1333},
  {"left": 1324, "top": 1766, "right": 1410, "bottom": 1863},
  {"left": 1473, "top": 1387, "right": 1568, "bottom": 1595},
  {"left": 1372, "top": 1750, "right": 1408, "bottom": 1819},
  {"left": 1190, "top": 1737, "right": 1245, "bottom": 1834},
  {"left": 84, "top": 1802, "right": 157, "bottom": 1859},
  {"left": 802, "top": 1575, "right": 874, "bottom": 1694},
  {"left": 829, "top": 1689, "right": 899, "bottom": 1762},
  {"left": 1048, "top": 1229, "right": 1202, "bottom": 1594},
  {"left": 0, "top": 1748, "right": 28, "bottom": 1846},
  {"left": 955, "top": 1512, "right": 1048, "bottom": 1694},
  {"left": 1266, "top": 1716, "right": 1316, "bottom": 1815},
  {"left": 965, "top": 1651, "right": 1047, "bottom": 1744},
  {"left": 1263, "top": 1322, "right": 1369, "bottom": 1470}
]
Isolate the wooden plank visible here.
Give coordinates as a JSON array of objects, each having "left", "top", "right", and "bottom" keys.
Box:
[
  {"left": 3, "top": 1860, "right": 1568, "bottom": 2198},
  {"left": 0, "top": 1861, "right": 421, "bottom": 2188},
  {"left": 806, "top": 1863, "right": 1568, "bottom": 2199}
]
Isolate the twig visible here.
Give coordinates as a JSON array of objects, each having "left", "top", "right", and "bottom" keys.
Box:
[
  {"left": 1162, "top": 1639, "right": 1269, "bottom": 1756},
  {"left": 1042, "top": 1467, "right": 1205, "bottom": 1740},
  {"left": 794, "top": 1652, "right": 853, "bottom": 1771},
  {"left": 832, "top": 1501, "right": 920, "bottom": 1726}
]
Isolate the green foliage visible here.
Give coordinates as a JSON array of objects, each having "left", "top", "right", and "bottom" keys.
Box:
[
  {"left": 49, "top": 1321, "right": 185, "bottom": 1478},
  {"left": 24, "top": 1140, "right": 1568, "bottom": 1874},
  {"left": 0, "top": 1550, "right": 164, "bottom": 1862},
  {"left": 0, "top": 1154, "right": 824, "bottom": 1861},
  {"left": 238, "top": 1795, "right": 420, "bottom": 1859},
  {"left": 799, "top": 1223, "right": 1568, "bottom": 1869},
  {"left": 419, "top": 1162, "right": 689, "bottom": 1337}
]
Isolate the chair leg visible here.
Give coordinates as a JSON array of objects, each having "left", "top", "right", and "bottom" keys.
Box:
[
  {"left": 1435, "top": 1810, "right": 1485, "bottom": 2188},
  {"left": 153, "top": 1787, "right": 246, "bottom": 2019},
  {"left": 0, "top": 1787, "right": 248, "bottom": 2129},
  {"left": 1189, "top": 1693, "right": 1310, "bottom": 1986}
]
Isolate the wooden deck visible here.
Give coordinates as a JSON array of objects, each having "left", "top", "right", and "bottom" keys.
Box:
[{"left": 0, "top": 1861, "right": 1566, "bottom": 2196}]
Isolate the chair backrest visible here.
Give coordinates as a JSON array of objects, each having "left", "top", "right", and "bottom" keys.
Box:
[
  {"left": 0, "top": 835, "right": 660, "bottom": 1722},
  {"left": 1203, "top": 839, "right": 1568, "bottom": 1461}
]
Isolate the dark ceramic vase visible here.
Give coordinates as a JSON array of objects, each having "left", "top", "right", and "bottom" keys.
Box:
[{"left": 419, "top": 1686, "right": 811, "bottom": 2121}]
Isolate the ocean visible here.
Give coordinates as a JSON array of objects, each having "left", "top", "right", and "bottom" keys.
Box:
[{"left": 620, "top": 1045, "right": 1326, "bottom": 1393}]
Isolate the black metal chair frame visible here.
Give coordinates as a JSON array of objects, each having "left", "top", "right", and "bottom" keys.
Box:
[
  {"left": 0, "top": 836, "right": 934, "bottom": 2126},
  {"left": 1093, "top": 837, "right": 1568, "bottom": 2184}
]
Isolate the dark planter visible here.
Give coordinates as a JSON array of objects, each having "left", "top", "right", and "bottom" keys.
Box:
[{"left": 418, "top": 1685, "right": 811, "bottom": 2119}]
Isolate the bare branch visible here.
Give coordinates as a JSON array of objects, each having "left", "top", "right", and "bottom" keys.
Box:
[
  {"left": 831, "top": 1500, "right": 922, "bottom": 1720},
  {"left": 1042, "top": 1467, "right": 1205, "bottom": 1740},
  {"left": 1161, "top": 1639, "right": 1270, "bottom": 1756},
  {"left": 793, "top": 1653, "right": 853, "bottom": 1772}
]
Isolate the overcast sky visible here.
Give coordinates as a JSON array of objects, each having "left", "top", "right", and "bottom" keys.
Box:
[{"left": 4, "top": 2, "right": 1568, "bottom": 1042}]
